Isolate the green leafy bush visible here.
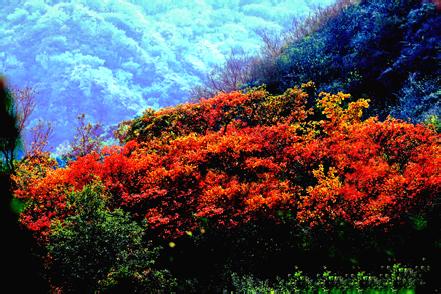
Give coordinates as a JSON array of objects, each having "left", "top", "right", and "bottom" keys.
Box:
[{"left": 47, "top": 183, "right": 176, "bottom": 292}]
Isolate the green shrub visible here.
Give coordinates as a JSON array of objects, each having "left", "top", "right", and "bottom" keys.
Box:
[
  {"left": 231, "top": 264, "right": 426, "bottom": 293},
  {"left": 47, "top": 183, "right": 176, "bottom": 293}
]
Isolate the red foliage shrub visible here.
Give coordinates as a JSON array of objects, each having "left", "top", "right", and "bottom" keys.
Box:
[{"left": 15, "top": 85, "right": 441, "bottom": 240}]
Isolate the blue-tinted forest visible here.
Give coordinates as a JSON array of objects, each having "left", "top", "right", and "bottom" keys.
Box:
[{"left": 0, "top": 0, "right": 332, "bottom": 149}]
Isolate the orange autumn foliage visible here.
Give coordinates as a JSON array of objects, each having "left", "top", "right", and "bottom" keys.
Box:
[{"left": 14, "top": 84, "right": 441, "bottom": 239}]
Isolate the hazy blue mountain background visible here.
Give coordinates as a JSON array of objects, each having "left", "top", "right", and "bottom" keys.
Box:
[{"left": 0, "top": 0, "right": 334, "bottom": 151}]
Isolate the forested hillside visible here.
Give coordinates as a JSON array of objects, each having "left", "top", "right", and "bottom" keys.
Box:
[
  {"left": 198, "top": 0, "right": 440, "bottom": 123},
  {"left": 0, "top": 0, "right": 332, "bottom": 149}
]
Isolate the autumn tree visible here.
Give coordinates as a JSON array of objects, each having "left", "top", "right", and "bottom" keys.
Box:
[{"left": 16, "top": 85, "right": 440, "bottom": 239}]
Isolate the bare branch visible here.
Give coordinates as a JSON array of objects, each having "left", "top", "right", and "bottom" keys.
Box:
[
  {"left": 255, "top": 28, "right": 283, "bottom": 58},
  {"left": 188, "top": 0, "right": 358, "bottom": 101},
  {"left": 13, "top": 87, "right": 36, "bottom": 133},
  {"left": 26, "top": 120, "right": 53, "bottom": 157},
  {"left": 65, "top": 114, "right": 103, "bottom": 160}
]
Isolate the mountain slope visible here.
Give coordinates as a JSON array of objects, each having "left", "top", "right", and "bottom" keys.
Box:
[
  {"left": 0, "top": 0, "right": 333, "bottom": 149},
  {"left": 200, "top": 0, "right": 440, "bottom": 123}
]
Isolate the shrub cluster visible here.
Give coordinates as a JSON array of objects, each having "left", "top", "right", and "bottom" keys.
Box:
[{"left": 13, "top": 84, "right": 440, "bottom": 291}]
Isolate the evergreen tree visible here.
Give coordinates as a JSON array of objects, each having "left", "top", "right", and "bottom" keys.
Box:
[{"left": 0, "top": 77, "right": 46, "bottom": 292}]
